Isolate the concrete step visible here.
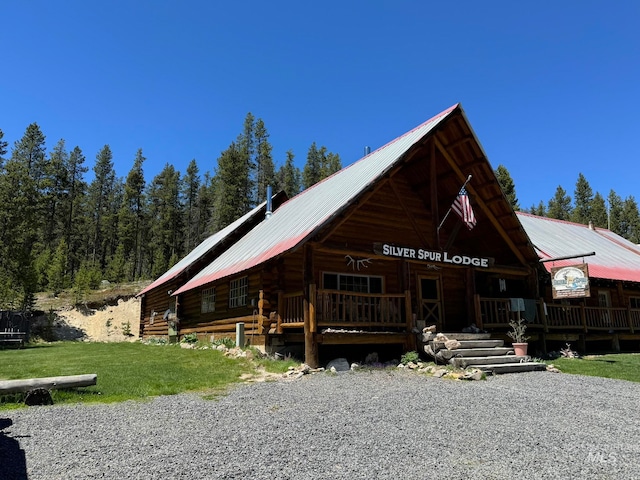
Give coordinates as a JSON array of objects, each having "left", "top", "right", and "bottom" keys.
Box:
[
  {"left": 451, "top": 355, "right": 529, "bottom": 368},
  {"left": 473, "top": 362, "right": 548, "bottom": 375}
]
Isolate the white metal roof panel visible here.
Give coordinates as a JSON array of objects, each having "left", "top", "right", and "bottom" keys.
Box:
[
  {"left": 138, "top": 201, "right": 268, "bottom": 296},
  {"left": 516, "top": 212, "right": 640, "bottom": 283},
  {"left": 174, "top": 104, "right": 459, "bottom": 295}
]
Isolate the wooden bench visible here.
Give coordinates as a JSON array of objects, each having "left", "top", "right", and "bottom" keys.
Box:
[{"left": 0, "top": 330, "right": 27, "bottom": 348}]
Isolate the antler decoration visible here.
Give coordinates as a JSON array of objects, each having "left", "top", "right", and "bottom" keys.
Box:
[{"left": 345, "top": 255, "right": 373, "bottom": 271}]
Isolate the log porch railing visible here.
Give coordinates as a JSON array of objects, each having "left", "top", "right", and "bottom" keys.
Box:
[
  {"left": 477, "top": 295, "right": 640, "bottom": 334},
  {"left": 277, "top": 289, "right": 411, "bottom": 333}
]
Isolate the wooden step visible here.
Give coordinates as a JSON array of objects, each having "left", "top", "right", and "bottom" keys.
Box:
[
  {"left": 437, "top": 347, "right": 514, "bottom": 357},
  {"left": 431, "top": 339, "right": 504, "bottom": 349},
  {"left": 451, "top": 355, "right": 529, "bottom": 368},
  {"left": 420, "top": 332, "right": 491, "bottom": 343},
  {"left": 473, "top": 362, "right": 547, "bottom": 374},
  {"left": 440, "top": 332, "right": 492, "bottom": 340}
]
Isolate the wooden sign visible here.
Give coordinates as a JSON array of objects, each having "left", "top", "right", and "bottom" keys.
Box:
[
  {"left": 374, "top": 243, "right": 493, "bottom": 268},
  {"left": 551, "top": 263, "right": 590, "bottom": 299}
]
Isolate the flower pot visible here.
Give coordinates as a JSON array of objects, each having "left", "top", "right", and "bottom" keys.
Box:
[{"left": 512, "top": 342, "right": 528, "bottom": 356}]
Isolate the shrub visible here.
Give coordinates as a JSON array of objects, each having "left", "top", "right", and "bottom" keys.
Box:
[{"left": 401, "top": 350, "right": 420, "bottom": 365}]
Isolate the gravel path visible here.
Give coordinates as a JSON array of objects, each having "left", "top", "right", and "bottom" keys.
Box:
[{"left": 2, "top": 370, "right": 639, "bottom": 480}]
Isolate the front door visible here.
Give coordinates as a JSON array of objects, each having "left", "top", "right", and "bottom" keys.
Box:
[{"left": 418, "top": 275, "right": 444, "bottom": 331}]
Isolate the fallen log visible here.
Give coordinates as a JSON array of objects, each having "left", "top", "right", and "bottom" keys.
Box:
[{"left": 0, "top": 374, "right": 97, "bottom": 395}]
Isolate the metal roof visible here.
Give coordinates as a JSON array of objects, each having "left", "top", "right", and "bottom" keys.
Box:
[
  {"left": 516, "top": 212, "right": 640, "bottom": 283},
  {"left": 173, "top": 104, "right": 460, "bottom": 295},
  {"left": 138, "top": 200, "right": 269, "bottom": 296}
]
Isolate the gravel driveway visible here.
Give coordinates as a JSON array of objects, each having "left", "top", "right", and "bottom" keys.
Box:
[{"left": 2, "top": 370, "right": 639, "bottom": 479}]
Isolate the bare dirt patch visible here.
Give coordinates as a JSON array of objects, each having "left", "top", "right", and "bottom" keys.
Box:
[{"left": 53, "top": 297, "right": 142, "bottom": 342}]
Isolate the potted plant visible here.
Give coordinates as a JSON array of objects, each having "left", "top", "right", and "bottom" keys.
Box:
[{"left": 507, "top": 317, "right": 530, "bottom": 356}]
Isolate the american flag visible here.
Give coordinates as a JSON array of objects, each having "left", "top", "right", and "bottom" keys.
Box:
[{"left": 451, "top": 187, "right": 476, "bottom": 230}]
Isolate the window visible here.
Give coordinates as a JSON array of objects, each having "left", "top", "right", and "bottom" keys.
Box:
[
  {"left": 630, "top": 297, "right": 640, "bottom": 309},
  {"left": 229, "top": 276, "right": 248, "bottom": 308},
  {"left": 322, "top": 273, "right": 383, "bottom": 293},
  {"left": 201, "top": 287, "right": 216, "bottom": 313}
]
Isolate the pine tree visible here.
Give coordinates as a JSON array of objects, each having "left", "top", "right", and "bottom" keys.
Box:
[
  {"left": 608, "top": 190, "right": 623, "bottom": 234},
  {"left": 117, "top": 149, "right": 146, "bottom": 280},
  {"left": 64, "top": 146, "right": 89, "bottom": 276},
  {"left": 0, "top": 128, "right": 7, "bottom": 167},
  {"left": 303, "top": 142, "right": 322, "bottom": 189},
  {"left": 620, "top": 196, "right": 640, "bottom": 243},
  {"left": 278, "top": 150, "right": 301, "bottom": 197},
  {"left": 322, "top": 150, "right": 342, "bottom": 178},
  {"left": 196, "top": 172, "right": 217, "bottom": 239},
  {"left": 571, "top": 173, "right": 593, "bottom": 225},
  {"left": 47, "top": 239, "right": 69, "bottom": 295},
  {"left": 41, "top": 139, "right": 69, "bottom": 250},
  {"left": 88, "top": 145, "right": 117, "bottom": 270},
  {"left": 147, "top": 163, "right": 183, "bottom": 277},
  {"left": 0, "top": 123, "right": 46, "bottom": 309},
  {"left": 590, "top": 192, "right": 608, "bottom": 228},
  {"left": 495, "top": 165, "right": 520, "bottom": 211},
  {"left": 182, "top": 159, "right": 200, "bottom": 252},
  {"left": 254, "top": 119, "right": 276, "bottom": 204},
  {"left": 528, "top": 201, "right": 546, "bottom": 216},
  {"left": 215, "top": 141, "right": 252, "bottom": 228},
  {"left": 303, "top": 143, "right": 341, "bottom": 189},
  {"left": 547, "top": 186, "right": 572, "bottom": 221}
]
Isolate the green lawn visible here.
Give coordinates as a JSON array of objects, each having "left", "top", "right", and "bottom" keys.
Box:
[
  {"left": 0, "top": 342, "right": 290, "bottom": 408},
  {"left": 547, "top": 353, "right": 640, "bottom": 383}
]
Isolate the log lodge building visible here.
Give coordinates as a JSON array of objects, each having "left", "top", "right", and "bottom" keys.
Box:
[{"left": 138, "top": 104, "right": 640, "bottom": 366}]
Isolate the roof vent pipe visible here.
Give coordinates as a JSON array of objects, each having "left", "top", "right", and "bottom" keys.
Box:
[
  {"left": 364, "top": 146, "right": 371, "bottom": 156},
  {"left": 266, "top": 185, "right": 273, "bottom": 219},
  {"left": 588, "top": 221, "right": 594, "bottom": 230}
]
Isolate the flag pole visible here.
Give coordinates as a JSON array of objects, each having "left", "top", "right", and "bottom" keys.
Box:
[{"left": 437, "top": 174, "right": 472, "bottom": 234}]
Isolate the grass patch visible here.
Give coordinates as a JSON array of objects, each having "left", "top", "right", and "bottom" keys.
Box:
[
  {"left": 547, "top": 354, "right": 640, "bottom": 383},
  {"left": 0, "top": 342, "right": 255, "bottom": 408}
]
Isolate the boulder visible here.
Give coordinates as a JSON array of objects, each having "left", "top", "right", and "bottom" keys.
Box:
[{"left": 325, "top": 358, "right": 351, "bottom": 372}]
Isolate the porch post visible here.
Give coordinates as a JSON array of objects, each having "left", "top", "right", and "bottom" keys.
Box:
[
  {"left": 303, "top": 245, "right": 319, "bottom": 368},
  {"left": 276, "top": 290, "right": 284, "bottom": 334},
  {"left": 405, "top": 290, "right": 416, "bottom": 351},
  {"left": 304, "top": 285, "right": 319, "bottom": 368}
]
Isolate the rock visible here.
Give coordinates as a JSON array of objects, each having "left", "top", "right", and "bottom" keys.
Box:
[
  {"left": 462, "top": 369, "right": 485, "bottom": 381},
  {"left": 406, "top": 361, "right": 418, "bottom": 370},
  {"left": 444, "top": 339, "right": 461, "bottom": 350},
  {"left": 180, "top": 343, "right": 194, "bottom": 349},
  {"left": 299, "top": 364, "right": 311, "bottom": 374},
  {"left": 350, "top": 363, "right": 360, "bottom": 371},
  {"left": 423, "top": 324, "right": 437, "bottom": 333},
  {"left": 364, "top": 352, "right": 379, "bottom": 364},
  {"left": 329, "top": 366, "right": 337, "bottom": 374},
  {"left": 421, "top": 331, "right": 434, "bottom": 342},
  {"left": 434, "top": 333, "right": 448, "bottom": 342},
  {"left": 546, "top": 364, "right": 561, "bottom": 373},
  {"left": 325, "top": 358, "right": 350, "bottom": 372},
  {"left": 433, "top": 368, "right": 448, "bottom": 378}
]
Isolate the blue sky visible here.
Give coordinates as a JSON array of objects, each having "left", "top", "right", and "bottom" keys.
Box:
[{"left": 1, "top": 1, "right": 638, "bottom": 210}]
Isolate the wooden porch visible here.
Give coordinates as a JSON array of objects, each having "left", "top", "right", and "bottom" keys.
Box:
[
  {"left": 274, "top": 287, "right": 414, "bottom": 366},
  {"left": 476, "top": 296, "right": 640, "bottom": 352}
]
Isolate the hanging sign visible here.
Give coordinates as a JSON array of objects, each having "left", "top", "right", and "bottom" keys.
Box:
[
  {"left": 551, "top": 263, "right": 590, "bottom": 299},
  {"left": 374, "top": 243, "right": 493, "bottom": 268}
]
